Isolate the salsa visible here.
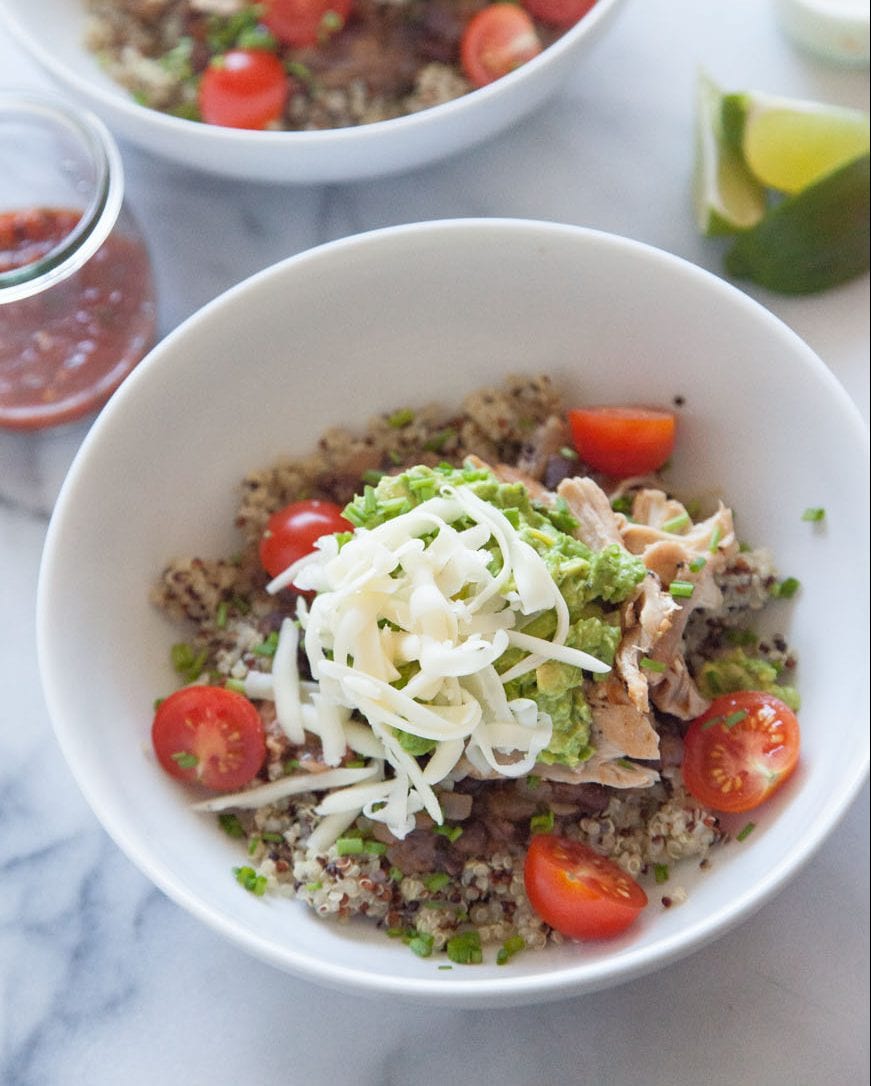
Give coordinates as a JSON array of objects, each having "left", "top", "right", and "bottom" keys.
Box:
[{"left": 0, "top": 207, "right": 156, "bottom": 430}]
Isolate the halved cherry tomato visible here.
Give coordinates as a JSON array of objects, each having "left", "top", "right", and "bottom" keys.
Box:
[
  {"left": 460, "top": 4, "right": 543, "bottom": 89},
  {"left": 567, "top": 406, "right": 676, "bottom": 477},
  {"left": 524, "top": 834, "right": 648, "bottom": 939},
  {"left": 198, "top": 49, "right": 288, "bottom": 130},
  {"left": 262, "top": 0, "right": 354, "bottom": 47},
  {"left": 152, "top": 686, "right": 266, "bottom": 792},
  {"left": 682, "top": 691, "right": 800, "bottom": 814},
  {"left": 259, "top": 499, "right": 353, "bottom": 579},
  {"left": 521, "top": 0, "right": 597, "bottom": 27}
]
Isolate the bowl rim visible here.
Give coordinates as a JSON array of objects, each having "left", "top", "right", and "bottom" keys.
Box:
[
  {"left": 0, "top": 0, "right": 627, "bottom": 150},
  {"left": 37, "top": 218, "right": 871, "bottom": 1005}
]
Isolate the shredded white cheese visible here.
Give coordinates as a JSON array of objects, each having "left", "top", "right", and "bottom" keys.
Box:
[{"left": 258, "top": 481, "right": 610, "bottom": 845}]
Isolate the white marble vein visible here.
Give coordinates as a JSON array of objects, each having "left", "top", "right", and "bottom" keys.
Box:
[{"left": 1, "top": 1, "right": 868, "bottom": 1083}]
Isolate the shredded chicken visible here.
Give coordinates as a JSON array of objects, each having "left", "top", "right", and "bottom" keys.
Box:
[{"left": 556, "top": 476, "right": 624, "bottom": 549}]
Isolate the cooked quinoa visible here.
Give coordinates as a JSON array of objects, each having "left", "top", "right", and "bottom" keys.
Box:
[
  {"left": 151, "top": 374, "right": 799, "bottom": 964},
  {"left": 83, "top": 0, "right": 565, "bottom": 131}
]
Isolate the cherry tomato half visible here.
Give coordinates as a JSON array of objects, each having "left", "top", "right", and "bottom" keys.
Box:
[
  {"left": 198, "top": 49, "right": 288, "bottom": 130},
  {"left": 524, "top": 834, "right": 648, "bottom": 939},
  {"left": 522, "top": 0, "right": 597, "bottom": 28},
  {"left": 461, "top": 4, "right": 543, "bottom": 89},
  {"left": 567, "top": 406, "right": 676, "bottom": 477},
  {"left": 682, "top": 691, "right": 801, "bottom": 814},
  {"left": 259, "top": 499, "right": 353, "bottom": 579},
  {"left": 152, "top": 686, "right": 266, "bottom": 792},
  {"left": 262, "top": 0, "right": 355, "bottom": 47}
]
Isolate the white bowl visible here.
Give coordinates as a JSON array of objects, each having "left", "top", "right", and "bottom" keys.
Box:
[
  {"left": 0, "top": 0, "right": 626, "bottom": 183},
  {"left": 37, "top": 219, "right": 870, "bottom": 1006}
]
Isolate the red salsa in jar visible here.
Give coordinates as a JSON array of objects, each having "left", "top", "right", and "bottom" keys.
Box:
[{"left": 0, "top": 207, "right": 156, "bottom": 430}]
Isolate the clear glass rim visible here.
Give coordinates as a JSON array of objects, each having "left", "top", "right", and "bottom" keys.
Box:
[{"left": 0, "top": 91, "right": 125, "bottom": 304}]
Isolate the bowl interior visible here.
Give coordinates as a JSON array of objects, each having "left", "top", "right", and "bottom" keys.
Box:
[
  {"left": 38, "top": 219, "right": 870, "bottom": 1005},
  {"left": 1, "top": 0, "right": 627, "bottom": 181}
]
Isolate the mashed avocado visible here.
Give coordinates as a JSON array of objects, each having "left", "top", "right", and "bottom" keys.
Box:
[
  {"left": 697, "top": 646, "right": 800, "bottom": 711},
  {"left": 344, "top": 464, "right": 645, "bottom": 767}
]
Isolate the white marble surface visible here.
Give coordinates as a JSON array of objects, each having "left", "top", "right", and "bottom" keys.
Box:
[{"left": 1, "top": 2, "right": 869, "bottom": 1083}]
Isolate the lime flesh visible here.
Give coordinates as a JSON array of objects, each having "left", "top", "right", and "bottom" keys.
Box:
[{"left": 729, "top": 92, "right": 871, "bottom": 194}]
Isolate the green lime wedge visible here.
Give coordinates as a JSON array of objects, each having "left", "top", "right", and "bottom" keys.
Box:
[
  {"left": 724, "top": 154, "right": 870, "bottom": 293},
  {"left": 724, "top": 91, "right": 870, "bottom": 195},
  {"left": 694, "top": 73, "right": 766, "bottom": 236}
]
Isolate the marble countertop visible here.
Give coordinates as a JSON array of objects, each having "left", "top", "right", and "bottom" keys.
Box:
[{"left": 1, "top": 2, "right": 868, "bottom": 1083}]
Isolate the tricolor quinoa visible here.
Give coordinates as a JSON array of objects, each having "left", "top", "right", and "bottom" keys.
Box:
[{"left": 151, "top": 375, "right": 799, "bottom": 964}]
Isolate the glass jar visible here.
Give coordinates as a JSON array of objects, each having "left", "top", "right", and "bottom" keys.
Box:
[{"left": 0, "top": 92, "right": 157, "bottom": 430}]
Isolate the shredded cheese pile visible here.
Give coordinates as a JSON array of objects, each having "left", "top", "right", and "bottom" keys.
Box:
[{"left": 194, "top": 485, "right": 610, "bottom": 849}]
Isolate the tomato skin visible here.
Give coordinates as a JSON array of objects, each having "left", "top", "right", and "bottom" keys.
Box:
[
  {"left": 682, "top": 691, "right": 801, "bottom": 814},
  {"left": 259, "top": 499, "right": 353, "bottom": 579},
  {"left": 522, "top": 0, "right": 597, "bottom": 28},
  {"left": 461, "top": 4, "right": 543, "bottom": 89},
  {"left": 152, "top": 686, "right": 266, "bottom": 792},
  {"left": 524, "top": 834, "right": 648, "bottom": 939},
  {"left": 567, "top": 406, "right": 676, "bottom": 477},
  {"left": 198, "top": 49, "right": 288, "bottom": 130},
  {"left": 262, "top": 0, "right": 355, "bottom": 47}
]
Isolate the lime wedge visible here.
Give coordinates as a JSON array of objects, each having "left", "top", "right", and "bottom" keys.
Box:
[
  {"left": 724, "top": 154, "right": 870, "bottom": 293},
  {"left": 694, "top": 73, "right": 766, "bottom": 236},
  {"left": 725, "top": 91, "right": 870, "bottom": 195}
]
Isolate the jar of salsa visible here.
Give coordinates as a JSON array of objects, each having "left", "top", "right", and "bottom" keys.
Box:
[{"left": 0, "top": 93, "right": 156, "bottom": 430}]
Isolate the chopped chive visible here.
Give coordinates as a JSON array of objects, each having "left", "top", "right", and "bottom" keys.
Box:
[
  {"left": 438, "top": 965, "right": 453, "bottom": 971},
  {"left": 389, "top": 866, "right": 404, "bottom": 883},
  {"left": 496, "top": 934, "right": 526, "bottom": 965},
  {"left": 662, "top": 512, "right": 690, "bottom": 533},
  {"left": 724, "top": 709, "right": 749, "bottom": 728},
  {"left": 233, "top": 865, "right": 267, "bottom": 896},
  {"left": 218, "top": 812, "right": 245, "bottom": 838},
  {"left": 708, "top": 525, "right": 722, "bottom": 552},
  {"left": 801, "top": 507, "right": 825, "bottom": 522},
  {"left": 362, "top": 469, "right": 384, "bottom": 486},
  {"left": 171, "top": 750, "right": 198, "bottom": 769},
  {"left": 423, "top": 427, "right": 457, "bottom": 453},
  {"left": 526, "top": 774, "right": 541, "bottom": 790},
  {"left": 725, "top": 627, "right": 758, "bottom": 647},
  {"left": 387, "top": 407, "right": 415, "bottom": 428},
  {"left": 559, "top": 445, "right": 579, "bottom": 461},
  {"left": 388, "top": 448, "right": 403, "bottom": 466},
  {"left": 364, "top": 840, "right": 388, "bottom": 856},
  {"left": 283, "top": 757, "right": 301, "bottom": 773},
  {"left": 611, "top": 494, "right": 633, "bottom": 515},
  {"left": 689, "top": 556, "right": 707, "bottom": 572},
  {"left": 771, "top": 576, "right": 800, "bottom": 599},
  {"left": 700, "top": 715, "right": 723, "bottom": 731},
  {"left": 668, "top": 580, "right": 695, "bottom": 599},
  {"left": 253, "top": 631, "right": 279, "bottom": 657},
  {"left": 224, "top": 677, "right": 246, "bottom": 694},
  {"left": 215, "top": 600, "right": 228, "bottom": 628},
  {"left": 344, "top": 758, "right": 365, "bottom": 768},
  {"left": 736, "top": 821, "right": 756, "bottom": 842},
  {"left": 335, "top": 837, "right": 365, "bottom": 856},
  {"left": 408, "top": 933, "right": 434, "bottom": 958},
  {"left": 434, "top": 823, "right": 464, "bottom": 843},
  {"left": 640, "top": 656, "right": 667, "bottom": 673},
  {"left": 304, "top": 881, "right": 323, "bottom": 892},
  {"left": 423, "top": 872, "right": 451, "bottom": 893},
  {"left": 530, "top": 809, "right": 555, "bottom": 834},
  {"left": 654, "top": 863, "right": 669, "bottom": 884},
  {"left": 261, "top": 832, "right": 285, "bottom": 843},
  {"left": 446, "top": 930, "right": 482, "bottom": 965}
]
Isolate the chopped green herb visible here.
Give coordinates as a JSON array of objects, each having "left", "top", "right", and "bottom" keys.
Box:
[
  {"left": 611, "top": 494, "right": 634, "bottom": 516},
  {"left": 170, "top": 642, "right": 208, "bottom": 682},
  {"left": 700, "top": 714, "right": 724, "bottom": 731},
  {"left": 233, "top": 865, "right": 268, "bottom": 896},
  {"left": 335, "top": 837, "right": 365, "bottom": 856},
  {"left": 446, "top": 930, "right": 483, "bottom": 965},
  {"left": 364, "top": 840, "right": 388, "bottom": 856},
  {"left": 171, "top": 750, "right": 198, "bottom": 769},
  {"left": 689, "top": 556, "right": 707, "bottom": 573},
  {"left": 285, "top": 60, "right": 313, "bottom": 84},
  {"left": 725, "top": 627, "right": 758, "bottom": 647},
  {"left": 344, "top": 758, "right": 366, "bottom": 768},
  {"left": 388, "top": 407, "right": 415, "bottom": 428},
  {"left": 708, "top": 525, "right": 722, "bottom": 552},
  {"left": 423, "top": 872, "right": 451, "bottom": 893},
  {"left": 662, "top": 512, "right": 691, "bottom": 533},
  {"left": 253, "top": 631, "right": 279, "bottom": 657},
  {"left": 236, "top": 25, "right": 278, "bottom": 49},
  {"left": 215, "top": 600, "right": 228, "bottom": 628},
  {"left": 224, "top": 677, "right": 246, "bottom": 694},
  {"left": 669, "top": 580, "right": 695, "bottom": 599},
  {"left": 736, "top": 821, "right": 756, "bottom": 842},
  {"left": 438, "top": 965, "right": 454, "bottom": 971},
  {"left": 530, "top": 809, "right": 555, "bottom": 834},
  {"left": 559, "top": 445, "right": 579, "bottom": 461},
  {"left": 362, "top": 469, "right": 384, "bottom": 486},
  {"left": 801, "top": 507, "right": 825, "bottom": 522},
  {"left": 389, "top": 866, "right": 404, "bottom": 883},
  {"left": 526, "top": 774, "right": 541, "bottom": 790},
  {"left": 423, "top": 427, "right": 457, "bottom": 453},
  {"left": 305, "top": 881, "right": 323, "bottom": 892},
  {"left": 654, "top": 863, "right": 670, "bottom": 884},
  {"left": 319, "top": 8, "right": 344, "bottom": 33},
  {"left": 408, "top": 932, "right": 435, "bottom": 958},
  {"left": 434, "top": 823, "right": 464, "bottom": 843},
  {"left": 640, "top": 656, "right": 667, "bottom": 673},
  {"left": 218, "top": 812, "right": 245, "bottom": 838},
  {"left": 724, "top": 709, "right": 749, "bottom": 728},
  {"left": 496, "top": 934, "right": 526, "bottom": 965},
  {"left": 283, "top": 757, "right": 301, "bottom": 773},
  {"left": 771, "top": 576, "right": 800, "bottom": 599}
]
